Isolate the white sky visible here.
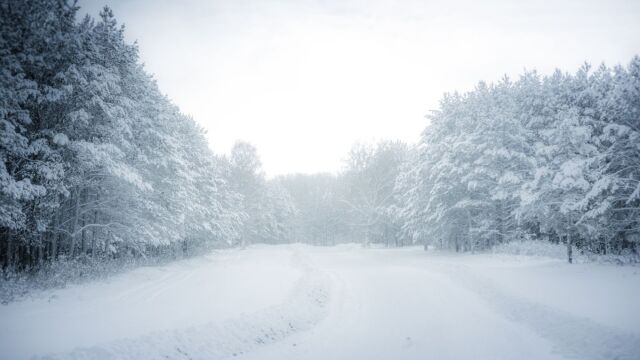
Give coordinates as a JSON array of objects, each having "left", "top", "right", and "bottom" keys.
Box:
[{"left": 81, "top": 0, "right": 640, "bottom": 176}]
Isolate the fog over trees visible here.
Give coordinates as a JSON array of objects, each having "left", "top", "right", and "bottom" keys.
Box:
[
  {"left": 1, "top": 0, "right": 639, "bottom": 277},
  {"left": 3, "top": 2, "right": 640, "bottom": 359}
]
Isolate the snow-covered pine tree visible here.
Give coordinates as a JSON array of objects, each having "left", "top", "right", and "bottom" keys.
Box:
[{"left": 1, "top": 1, "right": 245, "bottom": 271}]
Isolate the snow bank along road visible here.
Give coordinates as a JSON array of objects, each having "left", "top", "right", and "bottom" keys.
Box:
[{"left": 1, "top": 245, "right": 640, "bottom": 360}]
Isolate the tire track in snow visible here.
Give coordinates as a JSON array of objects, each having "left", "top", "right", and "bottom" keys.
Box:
[
  {"left": 38, "top": 250, "right": 332, "bottom": 360},
  {"left": 75, "top": 259, "right": 210, "bottom": 318},
  {"left": 103, "top": 250, "right": 242, "bottom": 305},
  {"left": 440, "top": 264, "right": 640, "bottom": 360}
]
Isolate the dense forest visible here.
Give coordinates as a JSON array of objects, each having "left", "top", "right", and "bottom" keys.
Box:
[
  {"left": 397, "top": 63, "right": 640, "bottom": 259},
  {"left": 1, "top": 0, "right": 639, "bottom": 280}
]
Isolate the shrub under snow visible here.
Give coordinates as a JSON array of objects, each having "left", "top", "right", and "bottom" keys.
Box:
[{"left": 492, "top": 240, "right": 640, "bottom": 265}]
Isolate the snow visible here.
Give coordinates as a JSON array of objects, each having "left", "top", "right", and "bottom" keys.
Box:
[
  {"left": 0, "top": 247, "right": 302, "bottom": 359},
  {"left": 52, "top": 133, "right": 69, "bottom": 146},
  {"left": 493, "top": 239, "right": 640, "bottom": 264},
  {"left": 2, "top": 244, "right": 639, "bottom": 360}
]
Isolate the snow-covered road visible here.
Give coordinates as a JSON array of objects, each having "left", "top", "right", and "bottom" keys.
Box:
[{"left": 2, "top": 245, "right": 639, "bottom": 360}]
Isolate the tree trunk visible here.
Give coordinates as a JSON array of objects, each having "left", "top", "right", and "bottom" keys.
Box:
[
  {"left": 81, "top": 216, "right": 86, "bottom": 256},
  {"left": 91, "top": 229, "right": 97, "bottom": 258},
  {"left": 38, "top": 234, "right": 44, "bottom": 266},
  {"left": 51, "top": 233, "right": 59, "bottom": 261},
  {"left": 49, "top": 210, "right": 58, "bottom": 261},
  {"left": 91, "top": 192, "right": 99, "bottom": 258},
  {"left": 70, "top": 188, "right": 82, "bottom": 258},
  {"left": 105, "top": 237, "right": 111, "bottom": 259},
  {"left": 81, "top": 188, "right": 89, "bottom": 255},
  {"left": 567, "top": 234, "right": 573, "bottom": 264},
  {"left": 6, "top": 234, "right": 14, "bottom": 270},
  {"left": 455, "top": 234, "right": 460, "bottom": 252}
]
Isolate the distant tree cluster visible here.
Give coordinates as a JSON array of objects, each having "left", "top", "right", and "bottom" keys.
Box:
[
  {"left": 396, "top": 60, "right": 640, "bottom": 259},
  {"left": 277, "top": 141, "right": 409, "bottom": 247},
  {"left": 227, "top": 142, "right": 296, "bottom": 246},
  {"left": 277, "top": 173, "right": 347, "bottom": 246}
]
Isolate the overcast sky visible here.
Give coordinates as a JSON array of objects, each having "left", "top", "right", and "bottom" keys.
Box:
[{"left": 81, "top": 0, "right": 640, "bottom": 176}]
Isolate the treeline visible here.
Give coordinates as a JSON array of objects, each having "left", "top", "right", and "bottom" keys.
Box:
[
  {"left": 396, "top": 60, "right": 640, "bottom": 259},
  {"left": 2, "top": 0, "right": 639, "bottom": 275},
  {"left": 0, "top": 1, "right": 250, "bottom": 271}
]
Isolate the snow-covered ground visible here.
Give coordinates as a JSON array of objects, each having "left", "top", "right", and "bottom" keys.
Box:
[{"left": 2, "top": 244, "right": 639, "bottom": 360}]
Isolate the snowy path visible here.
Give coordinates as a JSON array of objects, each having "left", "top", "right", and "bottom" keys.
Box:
[
  {"left": 2, "top": 245, "right": 639, "bottom": 360},
  {"left": 236, "top": 247, "right": 640, "bottom": 360}
]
